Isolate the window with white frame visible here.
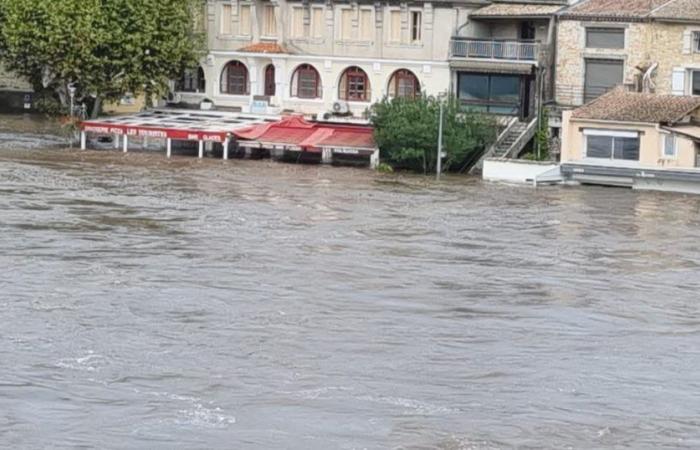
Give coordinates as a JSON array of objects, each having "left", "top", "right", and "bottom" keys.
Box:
[
  {"left": 410, "top": 11, "right": 422, "bottom": 43},
  {"left": 693, "top": 70, "right": 700, "bottom": 95},
  {"left": 584, "top": 129, "right": 640, "bottom": 161},
  {"left": 662, "top": 133, "right": 678, "bottom": 158}
]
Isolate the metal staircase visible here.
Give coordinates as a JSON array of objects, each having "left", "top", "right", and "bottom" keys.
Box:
[{"left": 469, "top": 117, "right": 538, "bottom": 174}]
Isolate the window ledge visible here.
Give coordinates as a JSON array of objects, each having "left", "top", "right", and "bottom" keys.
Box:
[
  {"left": 217, "top": 35, "right": 252, "bottom": 42},
  {"left": 289, "top": 38, "right": 326, "bottom": 44},
  {"left": 334, "top": 40, "right": 373, "bottom": 47},
  {"left": 384, "top": 42, "right": 424, "bottom": 49},
  {"left": 214, "top": 94, "right": 250, "bottom": 100},
  {"left": 288, "top": 97, "right": 325, "bottom": 103}
]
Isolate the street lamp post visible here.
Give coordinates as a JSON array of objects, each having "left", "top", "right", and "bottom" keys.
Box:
[
  {"left": 68, "top": 83, "right": 77, "bottom": 148},
  {"left": 68, "top": 83, "right": 77, "bottom": 119},
  {"left": 437, "top": 96, "right": 445, "bottom": 181}
]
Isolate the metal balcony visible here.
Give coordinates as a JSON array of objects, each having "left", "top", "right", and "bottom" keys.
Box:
[{"left": 450, "top": 38, "right": 540, "bottom": 61}]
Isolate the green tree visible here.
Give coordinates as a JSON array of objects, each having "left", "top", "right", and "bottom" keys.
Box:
[
  {"left": 0, "top": 0, "right": 204, "bottom": 117},
  {"left": 370, "top": 95, "right": 497, "bottom": 173}
]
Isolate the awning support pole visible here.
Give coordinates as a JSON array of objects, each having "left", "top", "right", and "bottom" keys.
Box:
[
  {"left": 198, "top": 140, "right": 204, "bottom": 159},
  {"left": 166, "top": 138, "right": 172, "bottom": 158},
  {"left": 123, "top": 135, "right": 128, "bottom": 153},
  {"left": 370, "top": 150, "right": 380, "bottom": 170},
  {"left": 223, "top": 137, "right": 229, "bottom": 160},
  {"left": 80, "top": 130, "right": 86, "bottom": 150}
]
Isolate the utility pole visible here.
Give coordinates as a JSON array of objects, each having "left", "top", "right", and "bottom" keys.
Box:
[{"left": 437, "top": 99, "right": 444, "bottom": 181}]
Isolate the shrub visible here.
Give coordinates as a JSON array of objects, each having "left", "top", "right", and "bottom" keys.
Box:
[{"left": 370, "top": 95, "right": 496, "bottom": 174}]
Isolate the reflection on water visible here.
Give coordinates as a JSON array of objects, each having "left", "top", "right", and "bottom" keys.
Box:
[{"left": 2, "top": 123, "right": 700, "bottom": 449}]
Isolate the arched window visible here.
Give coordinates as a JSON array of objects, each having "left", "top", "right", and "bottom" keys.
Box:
[
  {"left": 339, "top": 66, "right": 370, "bottom": 102},
  {"left": 264, "top": 64, "right": 276, "bottom": 96},
  {"left": 291, "top": 64, "right": 322, "bottom": 99},
  {"left": 177, "top": 67, "right": 206, "bottom": 93},
  {"left": 220, "top": 60, "right": 249, "bottom": 95},
  {"left": 388, "top": 69, "right": 420, "bottom": 99}
]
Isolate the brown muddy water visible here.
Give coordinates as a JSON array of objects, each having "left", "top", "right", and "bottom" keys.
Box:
[{"left": 2, "top": 114, "right": 700, "bottom": 449}]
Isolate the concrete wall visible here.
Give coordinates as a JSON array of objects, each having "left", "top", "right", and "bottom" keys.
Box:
[
  {"left": 561, "top": 110, "right": 698, "bottom": 169},
  {"left": 483, "top": 159, "right": 559, "bottom": 184}
]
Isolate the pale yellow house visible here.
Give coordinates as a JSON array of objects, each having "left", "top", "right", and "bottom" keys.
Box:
[
  {"left": 555, "top": 0, "right": 700, "bottom": 108},
  {"left": 560, "top": 88, "right": 700, "bottom": 193}
]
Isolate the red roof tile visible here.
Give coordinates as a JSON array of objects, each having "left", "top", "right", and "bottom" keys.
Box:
[{"left": 571, "top": 87, "right": 700, "bottom": 123}]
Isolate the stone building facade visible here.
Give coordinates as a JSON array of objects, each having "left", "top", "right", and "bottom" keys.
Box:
[{"left": 555, "top": 0, "right": 700, "bottom": 108}]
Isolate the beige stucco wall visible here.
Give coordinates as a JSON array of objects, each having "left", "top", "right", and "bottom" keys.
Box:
[
  {"left": 200, "top": 53, "right": 448, "bottom": 115},
  {"left": 207, "top": 0, "right": 459, "bottom": 62},
  {"left": 199, "top": 0, "right": 461, "bottom": 115},
  {"left": 561, "top": 110, "right": 698, "bottom": 169},
  {"left": 556, "top": 19, "right": 700, "bottom": 105}
]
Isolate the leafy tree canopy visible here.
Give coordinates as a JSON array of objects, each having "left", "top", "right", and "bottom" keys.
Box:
[
  {"left": 370, "top": 95, "right": 497, "bottom": 174},
  {"left": 0, "top": 0, "right": 205, "bottom": 117}
]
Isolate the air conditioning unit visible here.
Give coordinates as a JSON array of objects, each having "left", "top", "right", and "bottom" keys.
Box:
[
  {"left": 331, "top": 101, "right": 350, "bottom": 115},
  {"left": 166, "top": 92, "right": 182, "bottom": 104}
]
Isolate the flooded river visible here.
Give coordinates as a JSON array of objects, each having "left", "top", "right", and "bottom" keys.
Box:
[{"left": 2, "top": 115, "right": 700, "bottom": 449}]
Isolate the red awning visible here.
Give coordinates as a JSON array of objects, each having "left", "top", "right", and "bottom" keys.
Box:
[{"left": 234, "top": 116, "right": 376, "bottom": 153}]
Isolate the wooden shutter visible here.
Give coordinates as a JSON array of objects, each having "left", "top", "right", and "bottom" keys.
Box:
[
  {"left": 239, "top": 5, "right": 251, "bottom": 36},
  {"left": 291, "top": 7, "right": 305, "bottom": 37},
  {"left": 672, "top": 68, "right": 686, "bottom": 95},
  {"left": 311, "top": 8, "right": 324, "bottom": 38},
  {"left": 341, "top": 9, "right": 353, "bottom": 40},
  {"left": 359, "top": 9, "right": 372, "bottom": 41},
  {"left": 221, "top": 4, "right": 232, "bottom": 35},
  {"left": 683, "top": 30, "right": 693, "bottom": 54},
  {"left": 389, "top": 11, "right": 401, "bottom": 42}
]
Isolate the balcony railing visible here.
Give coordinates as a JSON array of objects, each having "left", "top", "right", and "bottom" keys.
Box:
[{"left": 451, "top": 38, "right": 540, "bottom": 61}]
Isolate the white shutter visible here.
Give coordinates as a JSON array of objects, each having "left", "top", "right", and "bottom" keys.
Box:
[
  {"left": 672, "top": 68, "right": 686, "bottom": 96},
  {"left": 683, "top": 30, "right": 692, "bottom": 54}
]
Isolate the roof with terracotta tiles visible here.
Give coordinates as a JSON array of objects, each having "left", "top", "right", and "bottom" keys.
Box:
[
  {"left": 651, "top": 0, "right": 700, "bottom": 22},
  {"left": 237, "top": 43, "right": 288, "bottom": 54},
  {"left": 571, "top": 87, "right": 700, "bottom": 123},
  {"left": 560, "top": 0, "right": 670, "bottom": 20},
  {"left": 470, "top": 2, "right": 564, "bottom": 18}
]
